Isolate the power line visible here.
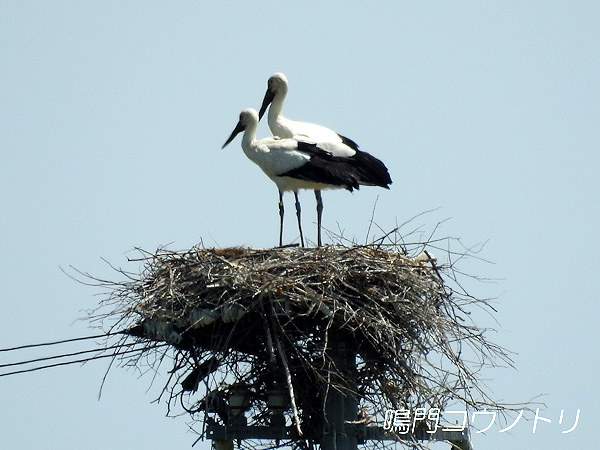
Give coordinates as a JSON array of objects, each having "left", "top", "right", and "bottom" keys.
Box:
[
  {"left": 0, "top": 329, "right": 169, "bottom": 378},
  {"left": 0, "top": 346, "right": 148, "bottom": 377},
  {"left": 0, "top": 341, "right": 143, "bottom": 369},
  {"left": 0, "top": 332, "right": 122, "bottom": 353},
  {"left": 0, "top": 343, "right": 168, "bottom": 378}
]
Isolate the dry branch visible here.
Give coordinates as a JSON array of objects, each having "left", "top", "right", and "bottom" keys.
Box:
[{"left": 85, "top": 233, "right": 517, "bottom": 449}]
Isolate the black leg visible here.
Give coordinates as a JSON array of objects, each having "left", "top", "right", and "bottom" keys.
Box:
[
  {"left": 294, "top": 192, "right": 305, "bottom": 247},
  {"left": 315, "top": 190, "right": 323, "bottom": 247},
  {"left": 278, "top": 190, "right": 284, "bottom": 247}
]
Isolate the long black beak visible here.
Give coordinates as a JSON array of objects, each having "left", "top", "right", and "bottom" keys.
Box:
[
  {"left": 222, "top": 120, "right": 245, "bottom": 149},
  {"left": 258, "top": 88, "right": 275, "bottom": 120}
]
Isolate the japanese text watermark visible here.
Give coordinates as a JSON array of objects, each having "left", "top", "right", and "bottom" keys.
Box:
[{"left": 383, "top": 408, "right": 580, "bottom": 434}]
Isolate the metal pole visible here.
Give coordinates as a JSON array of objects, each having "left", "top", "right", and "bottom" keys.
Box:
[{"left": 321, "top": 332, "right": 358, "bottom": 450}]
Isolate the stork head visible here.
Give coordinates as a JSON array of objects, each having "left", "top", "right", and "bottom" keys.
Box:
[
  {"left": 222, "top": 108, "right": 259, "bottom": 149},
  {"left": 258, "top": 72, "right": 288, "bottom": 120}
]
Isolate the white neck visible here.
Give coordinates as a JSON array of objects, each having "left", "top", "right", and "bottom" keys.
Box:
[
  {"left": 268, "top": 88, "right": 294, "bottom": 138},
  {"left": 241, "top": 121, "right": 258, "bottom": 152}
]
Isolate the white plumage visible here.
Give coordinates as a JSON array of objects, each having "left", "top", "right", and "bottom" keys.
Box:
[
  {"left": 223, "top": 109, "right": 371, "bottom": 247},
  {"left": 259, "top": 73, "right": 351, "bottom": 149},
  {"left": 258, "top": 72, "right": 392, "bottom": 245}
]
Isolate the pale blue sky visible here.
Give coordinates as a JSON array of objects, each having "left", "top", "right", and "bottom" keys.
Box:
[{"left": 1, "top": 2, "right": 598, "bottom": 449}]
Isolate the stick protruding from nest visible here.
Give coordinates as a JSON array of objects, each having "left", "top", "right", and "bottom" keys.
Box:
[{"left": 85, "top": 235, "right": 517, "bottom": 449}]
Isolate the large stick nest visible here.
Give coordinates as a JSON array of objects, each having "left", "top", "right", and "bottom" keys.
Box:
[{"left": 88, "top": 240, "right": 513, "bottom": 447}]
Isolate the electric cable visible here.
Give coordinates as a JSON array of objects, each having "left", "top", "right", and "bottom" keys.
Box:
[{"left": 0, "top": 331, "right": 123, "bottom": 353}]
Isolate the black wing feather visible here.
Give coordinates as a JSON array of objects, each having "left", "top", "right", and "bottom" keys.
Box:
[
  {"left": 337, "top": 134, "right": 392, "bottom": 188},
  {"left": 279, "top": 141, "right": 361, "bottom": 191},
  {"left": 351, "top": 150, "right": 392, "bottom": 188},
  {"left": 338, "top": 133, "right": 360, "bottom": 151}
]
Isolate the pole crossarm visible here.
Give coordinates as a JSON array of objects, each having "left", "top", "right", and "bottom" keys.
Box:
[
  {"left": 361, "top": 425, "right": 472, "bottom": 448},
  {"left": 206, "top": 423, "right": 472, "bottom": 448},
  {"left": 206, "top": 423, "right": 299, "bottom": 441}
]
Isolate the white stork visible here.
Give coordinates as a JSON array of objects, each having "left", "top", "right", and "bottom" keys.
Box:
[
  {"left": 258, "top": 72, "right": 392, "bottom": 245},
  {"left": 223, "top": 108, "right": 378, "bottom": 247}
]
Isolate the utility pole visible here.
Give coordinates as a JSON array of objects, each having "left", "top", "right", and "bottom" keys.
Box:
[
  {"left": 116, "top": 246, "right": 483, "bottom": 450},
  {"left": 205, "top": 327, "right": 473, "bottom": 450},
  {"left": 321, "top": 333, "right": 358, "bottom": 450}
]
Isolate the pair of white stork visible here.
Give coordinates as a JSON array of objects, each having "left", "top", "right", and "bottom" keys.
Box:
[{"left": 222, "top": 73, "right": 392, "bottom": 247}]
